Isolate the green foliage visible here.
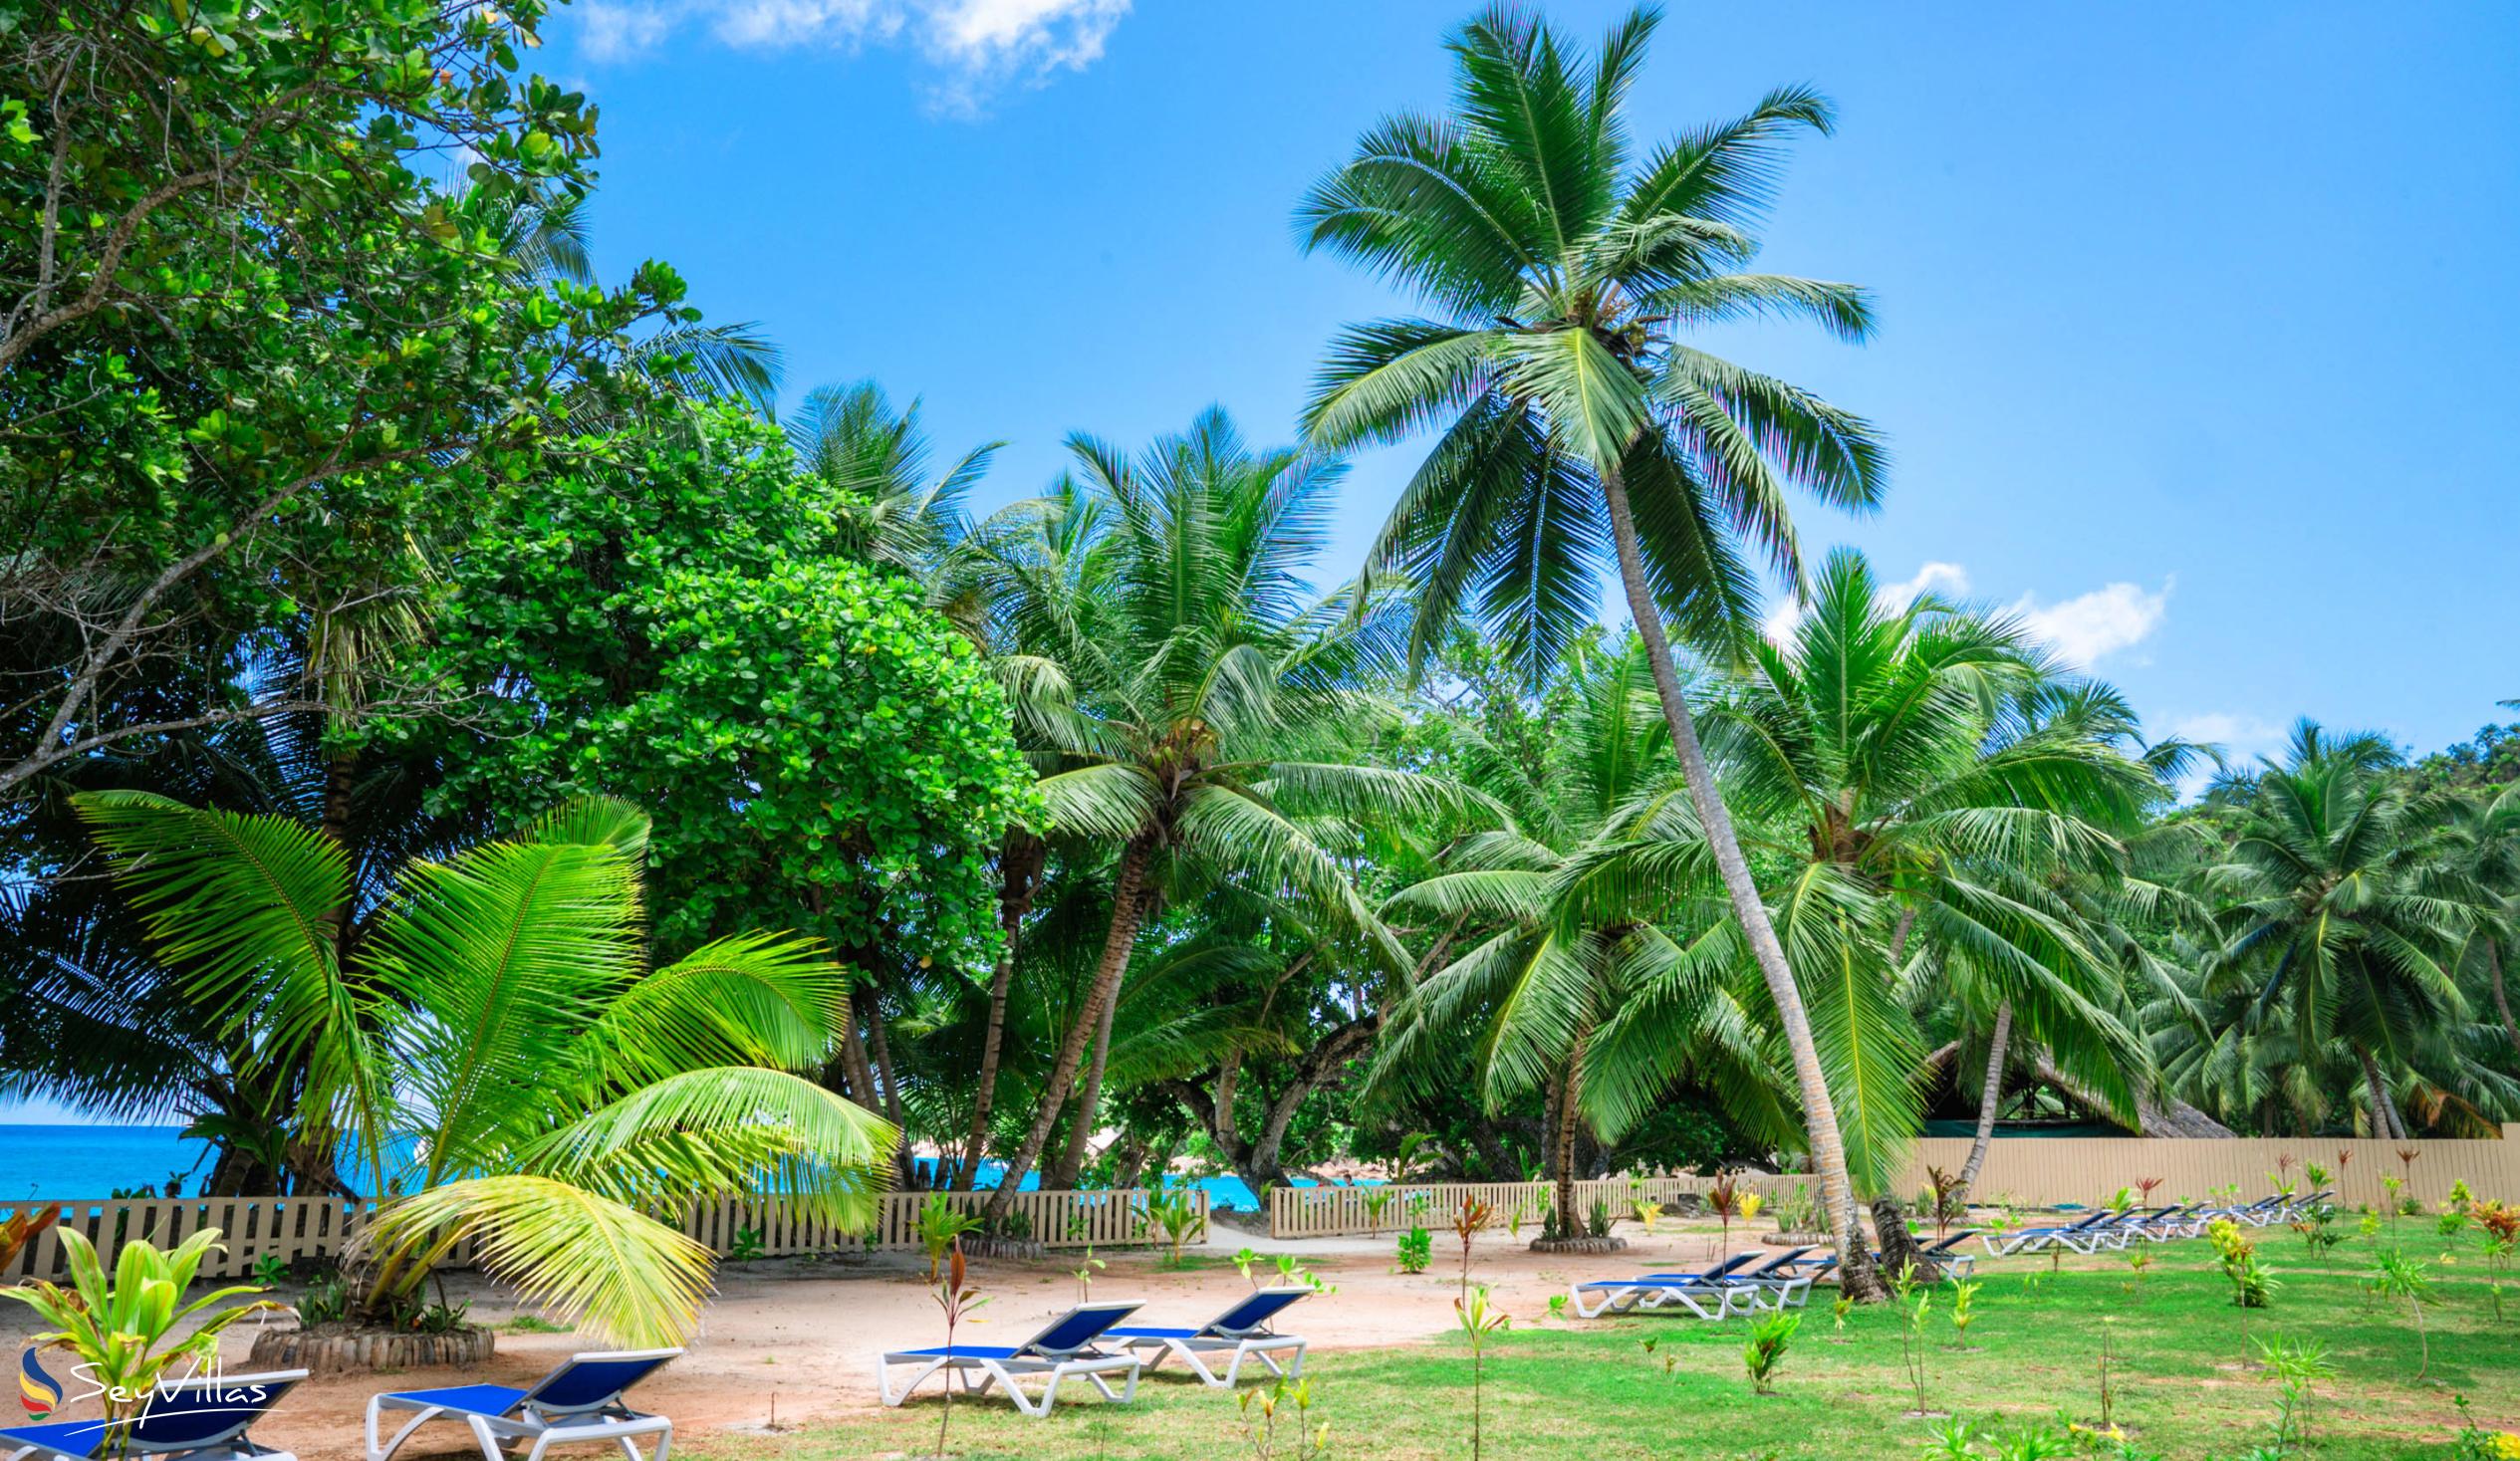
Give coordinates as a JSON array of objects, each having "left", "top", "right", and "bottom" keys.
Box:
[
  {"left": 0, "top": 1228, "right": 279, "bottom": 1435},
  {"left": 0, "top": 0, "right": 715, "bottom": 794},
  {"left": 2253, "top": 1333, "right": 2336, "bottom": 1453},
  {"left": 1396, "top": 1225, "right": 1432, "bottom": 1274},
  {"left": 1146, "top": 1189, "right": 1207, "bottom": 1266},
  {"left": 915, "top": 1195, "right": 981, "bottom": 1283},
  {"left": 1742, "top": 1310, "right": 1799, "bottom": 1394},
  {"left": 1238, "top": 1375, "right": 1331, "bottom": 1461},
  {"left": 727, "top": 1227, "right": 767, "bottom": 1263},
  {"left": 423, "top": 406, "right": 1036, "bottom": 969},
  {"left": 74, "top": 790, "right": 892, "bottom": 1344}
]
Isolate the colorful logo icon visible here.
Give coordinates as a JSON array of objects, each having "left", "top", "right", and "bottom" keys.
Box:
[{"left": 18, "top": 1348, "right": 61, "bottom": 1419}]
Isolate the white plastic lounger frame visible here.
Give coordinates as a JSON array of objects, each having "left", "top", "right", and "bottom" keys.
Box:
[
  {"left": 1111, "top": 1287, "right": 1310, "bottom": 1388},
  {"left": 366, "top": 1348, "right": 679, "bottom": 1461},
  {"left": 1570, "top": 1277, "right": 1757, "bottom": 1321},
  {"left": 6, "top": 1370, "right": 308, "bottom": 1461},
  {"left": 878, "top": 1302, "right": 1143, "bottom": 1419}
]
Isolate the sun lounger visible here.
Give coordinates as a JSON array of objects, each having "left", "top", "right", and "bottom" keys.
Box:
[
  {"left": 1980, "top": 1208, "right": 2123, "bottom": 1257},
  {"left": 1569, "top": 1251, "right": 1763, "bottom": 1320},
  {"left": 6, "top": 1369, "right": 307, "bottom": 1461},
  {"left": 1109, "top": 1286, "right": 1310, "bottom": 1387},
  {"left": 367, "top": 1349, "right": 678, "bottom": 1461},
  {"left": 1792, "top": 1231, "right": 1975, "bottom": 1283},
  {"left": 878, "top": 1301, "right": 1143, "bottom": 1418}
]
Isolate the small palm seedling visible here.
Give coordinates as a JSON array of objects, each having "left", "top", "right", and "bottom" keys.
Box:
[
  {"left": 0, "top": 1228, "right": 280, "bottom": 1447},
  {"left": 930, "top": 1245, "right": 988, "bottom": 1460},
  {"left": 1743, "top": 1311, "right": 1799, "bottom": 1395},
  {"left": 915, "top": 1193, "right": 980, "bottom": 1284},
  {"left": 1632, "top": 1198, "right": 1665, "bottom": 1234},
  {"left": 1146, "top": 1189, "right": 1206, "bottom": 1267},
  {"left": 1396, "top": 1224, "right": 1433, "bottom": 1275},
  {"left": 2254, "top": 1333, "right": 2336, "bottom": 1452},
  {"left": 1923, "top": 1418, "right": 1983, "bottom": 1461},
  {"left": 1830, "top": 1294, "right": 1855, "bottom": 1341},
  {"left": 1363, "top": 1187, "right": 1396, "bottom": 1237},
  {"left": 1074, "top": 1246, "right": 1107, "bottom": 1303},
  {"left": 2383, "top": 1174, "right": 2407, "bottom": 1234},
  {"left": 1452, "top": 1196, "right": 1494, "bottom": 1299},
  {"left": 1238, "top": 1375, "right": 1330, "bottom": 1461},
  {"left": 1920, "top": 1167, "right": 1967, "bottom": 1240},
  {"left": 1454, "top": 1284, "right": 1510, "bottom": 1460},
  {"left": 1233, "top": 1246, "right": 1261, "bottom": 1287},
  {"left": 2367, "top": 1247, "right": 2438, "bottom": 1380},
  {"left": 2269, "top": 1153, "right": 2299, "bottom": 1196},
  {"left": 1505, "top": 1199, "right": 1537, "bottom": 1241},
  {"left": 2207, "top": 1218, "right": 2278, "bottom": 1311},
  {"left": 1275, "top": 1253, "right": 1334, "bottom": 1295},
  {"left": 1546, "top": 1294, "right": 1568, "bottom": 1323},
  {"left": 2123, "top": 1245, "right": 2153, "bottom": 1298},
  {"left": 2304, "top": 1160, "right": 2331, "bottom": 1191},
  {"left": 2096, "top": 1318, "right": 2117, "bottom": 1429},
  {"left": 1739, "top": 1191, "right": 1765, "bottom": 1231},
  {"left": 1947, "top": 1278, "right": 1981, "bottom": 1349}
]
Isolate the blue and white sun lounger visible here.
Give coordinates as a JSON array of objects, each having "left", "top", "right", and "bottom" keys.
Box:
[
  {"left": 878, "top": 1301, "right": 1142, "bottom": 1418},
  {"left": 1570, "top": 1251, "right": 1763, "bottom": 1320},
  {"left": 365, "top": 1349, "right": 678, "bottom": 1461},
  {"left": 1109, "top": 1286, "right": 1310, "bottom": 1387},
  {"left": 1981, "top": 1208, "right": 2123, "bottom": 1258},
  {"left": 5, "top": 1369, "right": 308, "bottom": 1461},
  {"left": 1705, "top": 1246, "right": 1818, "bottom": 1310}
]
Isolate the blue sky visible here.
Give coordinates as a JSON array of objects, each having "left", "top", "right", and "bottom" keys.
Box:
[{"left": 535, "top": 0, "right": 2518, "bottom": 779}]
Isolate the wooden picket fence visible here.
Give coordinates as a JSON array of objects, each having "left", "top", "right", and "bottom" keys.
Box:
[
  {"left": 0, "top": 1186, "right": 1205, "bottom": 1283},
  {"left": 1265, "top": 1173, "right": 1800, "bottom": 1239}
]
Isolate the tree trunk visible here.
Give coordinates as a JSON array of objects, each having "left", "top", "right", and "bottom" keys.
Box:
[
  {"left": 864, "top": 993, "right": 915, "bottom": 1186},
  {"left": 1552, "top": 1056, "right": 1582, "bottom": 1234},
  {"left": 833, "top": 986, "right": 878, "bottom": 1112},
  {"left": 2489, "top": 937, "right": 2519, "bottom": 1058},
  {"left": 1956, "top": 1001, "right": 2012, "bottom": 1192},
  {"left": 2357, "top": 1047, "right": 2395, "bottom": 1139},
  {"left": 1046, "top": 979, "right": 1123, "bottom": 1190},
  {"left": 1600, "top": 461, "right": 1882, "bottom": 1300},
  {"left": 984, "top": 835, "right": 1152, "bottom": 1221},
  {"left": 2028, "top": 1052, "right": 2235, "bottom": 1137},
  {"left": 318, "top": 745, "right": 359, "bottom": 946},
  {"left": 1871, "top": 1196, "right": 1940, "bottom": 1284},
  {"left": 953, "top": 832, "right": 1044, "bottom": 1189}
]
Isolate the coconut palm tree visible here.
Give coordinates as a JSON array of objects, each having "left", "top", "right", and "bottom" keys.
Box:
[
  {"left": 952, "top": 409, "right": 1471, "bottom": 1212},
  {"left": 1296, "top": 4, "right": 1890, "bottom": 1286},
  {"left": 785, "top": 379, "right": 1001, "bottom": 579},
  {"left": 72, "top": 791, "right": 891, "bottom": 1343},
  {"left": 2199, "top": 723, "right": 2472, "bottom": 1138},
  {"left": 1700, "top": 552, "right": 2168, "bottom": 1194},
  {"left": 1374, "top": 634, "right": 1792, "bottom": 1226}
]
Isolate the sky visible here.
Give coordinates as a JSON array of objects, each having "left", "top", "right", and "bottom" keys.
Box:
[{"left": 510, "top": 0, "right": 2520, "bottom": 785}]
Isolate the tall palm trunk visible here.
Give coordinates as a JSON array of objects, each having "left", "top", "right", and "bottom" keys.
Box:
[
  {"left": 1551, "top": 1048, "right": 1583, "bottom": 1236},
  {"left": 1047, "top": 974, "right": 1124, "bottom": 1189},
  {"left": 953, "top": 833, "right": 1044, "bottom": 1189},
  {"left": 2357, "top": 1047, "right": 2404, "bottom": 1139},
  {"left": 1600, "top": 461, "right": 1883, "bottom": 1299},
  {"left": 1956, "top": 1001, "right": 2012, "bottom": 1191},
  {"left": 984, "top": 834, "right": 1152, "bottom": 1221}
]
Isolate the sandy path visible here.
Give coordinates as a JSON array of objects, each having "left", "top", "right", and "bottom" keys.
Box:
[{"left": 0, "top": 1219, "right": 1772, "bottom": 1460}]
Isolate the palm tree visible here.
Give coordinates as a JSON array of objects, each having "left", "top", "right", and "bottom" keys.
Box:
[
  {"left": 1298, "top": 4, "right": 1888, "bottom": 1286},
  {"left": 73, "top": 792, "right": 891, "bottom": 1343},
  {"left": 1374, "top": 634, "right": 1791, "bottom": 1227},
  {"left": 2422, "top": 783, "right": 2520, "bottom": 1058},
  {"left": 954, "top": 409, "right": 1468, "bottom": 1212},
  {"left": 785, "top": 379, "right": 1001, "bottom": 579},
  {"left": 1701, "top": 553, "right": 2167, "bottom": 1195},
  {"left": 2200, "top": 723, "right": 2471, "bottom": 1138}
]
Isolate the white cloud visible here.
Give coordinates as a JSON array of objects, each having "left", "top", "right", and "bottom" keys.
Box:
[
  {"left": 1760, "top": 560, "right": 1969, "bottom": 643},
  {"left": 573, "top": 0, "right": 1128, "bottom": 113},
  {"left": 2005, "top": 579, "right": 2171, "bottom": 669},
  {"left": 2165, "top": 711, "right": 2289, "bottom": 799}
]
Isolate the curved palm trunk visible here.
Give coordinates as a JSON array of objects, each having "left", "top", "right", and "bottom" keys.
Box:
[
  {"left": 1551, "top": 1051, "right": 1583, "bottom": 1236},
  {"left": 1600, "top": 462, "right": 1883, "bottom": 1300},
  {"left": 984, "top": 834, "right": 1152, "bottom": 1220},
  {"left": 2357, "top": 1047, "right": 2405, "bottom": 1139},
  {"left": 953, "top": 833, "right": 1045, "bottom": 1189},
  {"left": 1046, "top": 975, "right": 1123, "bottom": 1189},
  {"left": 1956, "top": 1001, "right": 2012, "bottom": 1192}
]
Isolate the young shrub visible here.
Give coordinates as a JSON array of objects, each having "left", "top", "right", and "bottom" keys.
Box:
[
  {"left": 1706, "top": 1170, "right": 1741, "bottom": 1249},
  {"left": 1238, "top": 1375, "right": 1330, "bottom": 1461},
  {"left": 2207, "top": 1217, "right": 2278, "bottom": 1310},
  {"left": 1546, "top": 1294, "right": 1568, "bottom": 1323},
  {"left": 0, "top": 1227, "right": 280, "bottom": 1445},
  {"left": 1890, "top": 1261, "right": 1935, "bottom": 1416},
  {"left": 1073, "top": 1246, "right": 1107, "bottom": 1303},
  {"left": 1452, "top": 1196, "right": 1494, "bottom": 1300},
  {"left": 1946, "top": 1278, "right": 1981, "bottom": 1349},
  {"left": 1396, "top": 1224, "right": 1433, "bottom": 1275},
  {"left": 929, "top": 1246, "right": 988, "bottom": 1461},
  {"left": 1453, "top": 1284, "right": 1510, "bottom": 1461},
  {"left": 726, "top": 1226, "right": 767, "bottom": 1264},
  {"left": 2366, "top": 1247, "right": 2439, "bottom": 1380},
  {"left": 2477, "top": 1201, "right": 2519, "bottom": 1319},
  {"left": 1362, "top": 1187, "right": 1395, "bottom": 1237},
  {"left": 1632, "top": 1198, "right": 1664, "bottom": 1234},
  {"left": 1586, "top": 1197, "right": 1615, "bottom": 1240},
  {"left": 1742, "top": 1310, "right": 1800, "bottom": 1394},
  {"left": 2254, "top": 1333, "right": 2336, "bottom": 1453},
  {"left": 1147, "top": 1189, "right": 1207, "bottom": 1267},
  {"left": 1829, "top": 1294, "right": 1855, "bottom": 1341}
]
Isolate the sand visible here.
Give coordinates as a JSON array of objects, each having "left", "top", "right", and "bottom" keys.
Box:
[{"left": 0, "top": 1217, "right": 1775, "bottom": 1461}]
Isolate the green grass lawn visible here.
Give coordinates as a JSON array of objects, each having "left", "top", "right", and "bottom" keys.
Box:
[{"left": 712, "top": 1231, "right": 2518, "bottom": 1461}]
